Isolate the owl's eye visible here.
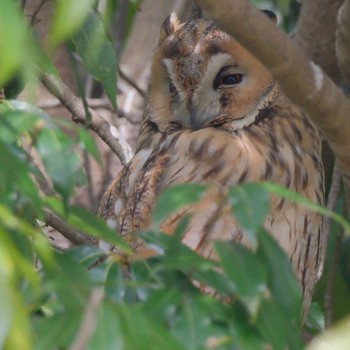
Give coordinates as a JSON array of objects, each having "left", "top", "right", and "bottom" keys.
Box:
[
  {"left": 169, "top": 81, "right": 177, "bottom": 94},
  {"left": 213, "top": 68, "right": 243, "bottom": 89},
  {"left": 221, "top": 74, "right": 243, "bottom": 86}
]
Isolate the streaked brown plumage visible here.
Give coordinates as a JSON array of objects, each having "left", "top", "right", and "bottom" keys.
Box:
[{"left": 98, "top": 13, "right": 324, "bottom": 315}]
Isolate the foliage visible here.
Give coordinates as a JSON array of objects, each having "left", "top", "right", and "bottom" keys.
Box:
[{"left": 0, "top": 0, "right": 350, "bottom": 349}]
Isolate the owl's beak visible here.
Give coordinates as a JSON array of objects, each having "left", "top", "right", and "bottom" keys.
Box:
[{"left": 188, "top": 101, "right": 207, "bottom": 130}]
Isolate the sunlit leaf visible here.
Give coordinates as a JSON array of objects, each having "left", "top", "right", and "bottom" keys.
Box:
[
  {"left": 0, "top": 243, "right": 32, "bottom": 350},
  {"left": 48, "top": 0, "right": 95, "bottom": 47},
  {"left": 0, "top": 0, "right": 27, "bottom": 85},
  {"left": 307, "top": 315, "right": 350, "bottom": 350}
]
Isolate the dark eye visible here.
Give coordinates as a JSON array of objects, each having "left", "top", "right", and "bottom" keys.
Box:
[
  {"left": 221, "top": 74, "right": 243, "bottom": 86},
  {"left": 213, "top": 68, "right": 243, "bottom": 89},
  {"left": 169, "top": 81, "right": 177, "bottom": 94}
]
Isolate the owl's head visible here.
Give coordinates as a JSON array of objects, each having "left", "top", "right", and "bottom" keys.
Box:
[{"left": 148, "top": 12, "right": 279, "bottom": 132}]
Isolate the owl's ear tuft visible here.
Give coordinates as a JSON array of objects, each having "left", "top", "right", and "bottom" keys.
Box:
[
  {"left": 159, "top": 13, "right": 181, "bottom": 44},
  {"left": 261, "top": 10, "right": 278, "bottom": 24}
]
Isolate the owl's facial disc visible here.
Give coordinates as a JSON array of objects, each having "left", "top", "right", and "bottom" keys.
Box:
[{"left": 150, "top": 19, "right": 278, "bottom": 132}]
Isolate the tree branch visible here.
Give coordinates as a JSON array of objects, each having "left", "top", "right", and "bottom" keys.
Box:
[
  {"left": 44, "top": 209, "right": 93, "bottom": 246},
  {"left": 336, "top": 0, "right": 350, "bottom": 84},
  {"left": 118, "top": 66, "right": 147, "bottom": 99},
  {"left": 41, "top": 74, "right": 133, "bottom": 166},
  {"left": 196, "top": 0, "right": 350, "bottom": 212},
  {"left": 293, "top": 0, "right": 344, "bottom": 84}
]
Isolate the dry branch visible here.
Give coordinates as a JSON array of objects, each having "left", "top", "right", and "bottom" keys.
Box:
[
  {"left": 293, "top": 0, "right": 344, "bottom": 84},
  {"left": 41, "top": 74, "right": 133, "bottom": 166},
  {"left": 44, "top": 209, "right": 93, "bottom": 245},
  {"left": 336, "top": 0, "right": 350, "bottom": 84},
  {"left": 196, "top": 0, "right": 350, "bottom": 210}
]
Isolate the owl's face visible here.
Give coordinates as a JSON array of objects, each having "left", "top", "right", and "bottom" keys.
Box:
[{"left": 148, "top": 14, "right": 278, "bottom": 132}]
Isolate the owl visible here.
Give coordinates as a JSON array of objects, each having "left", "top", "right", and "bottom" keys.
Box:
[{"left": 98, "top": 12, "right": 324, "bottom": 315}]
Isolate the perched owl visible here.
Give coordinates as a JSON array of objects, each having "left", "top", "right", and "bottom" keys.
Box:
[{"left": 98, "top": 13, "right": 324, "bottom": 315}]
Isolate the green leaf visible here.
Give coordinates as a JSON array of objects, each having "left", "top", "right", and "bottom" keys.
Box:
[
  {"left": 0, "top": 0, "right": 27, "bottom": 85},
  {"left": 48, "top": 0, "right": 95, "bottom": 47},
  {"left": 152, "top": 184, "right": 206, "bottom": 226},
  {"left": 71, "top": 12, "right": 117, "bottom": 109},
  {"left": 228, "top": 183, "right": 269, "bottom": 243},
  {"left": 262, "top": 182, "right": 350, "bottom": 235},
  {"left": 36, "top": 128, "right": 85, "bottom": 202},
  {"left": 215, "top": 241, "right": 268, "bottom": 318}
]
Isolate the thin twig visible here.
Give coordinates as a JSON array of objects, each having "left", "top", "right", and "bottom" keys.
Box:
[
  {"left": 30, "top": 0, "right": 47, "bottom": 26},
  {"left": 323, "top": 165, "right": 342, "bottom": 244},
  {"left": 118, "top": 65, "right": 147, "bottom": 99},
  {"left": 70, "top": 288, "right": 104, "bottom": 350},
  {"left": 83, "top": 150, "right": 97, "bottom": 210},
  {"left": 37, "top": 97, "right": 140, "bottom": 124},
  {"left": 44, "top": 209, "right": 93, "bottom": 246},
  {"left": 41, "top": 73, "right": 133, "bottom": 165},
  {"left": 322, "top": 164, "right": 343, "bottom": 327}
]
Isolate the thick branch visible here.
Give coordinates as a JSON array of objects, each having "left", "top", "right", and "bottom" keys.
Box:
[
  {"left": 293, "top": 0, "right": 344, "bottom": 84},
  {"left": 196, "top": 0, "right": 350, "bottom": 209},
  {"left": 336, "top": 0, "right": 350, "bottom": 84},
  {"left": 41, "top": 74, "right": 133, "bottom": 166}
]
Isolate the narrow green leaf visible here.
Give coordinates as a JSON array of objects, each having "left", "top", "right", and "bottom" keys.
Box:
[
  {"left": 228, "top": 183, "right": 269, "bottom": 244},
  {"left": 48, "top": 0, "right": 95, "bottom": 47},
  {"left": 262, "top": 182, "right": 350, "bottom": 234},
  {"left": 71, "top": 12, "right": 117, "bottom": 109}
]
